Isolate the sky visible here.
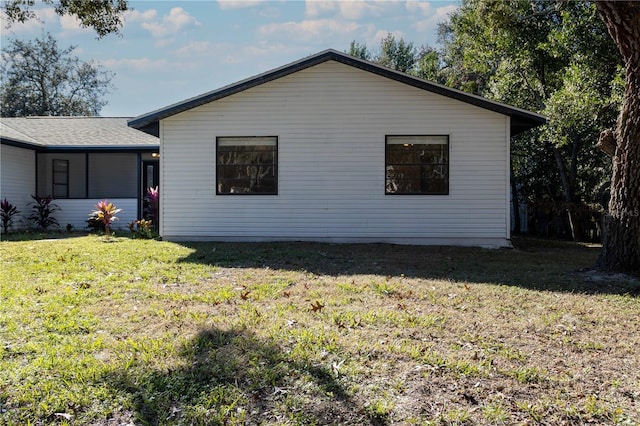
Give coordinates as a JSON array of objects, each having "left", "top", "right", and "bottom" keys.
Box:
[{"left": 0, "top": 0, "right": 459, "bottom": 117}]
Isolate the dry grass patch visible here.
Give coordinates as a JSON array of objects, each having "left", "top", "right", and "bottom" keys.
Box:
[{"left": 1, "top": 235, "right": 638, "bottom": 425}]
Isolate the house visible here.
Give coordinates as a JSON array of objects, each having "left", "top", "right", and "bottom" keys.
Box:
[
  {"left": 128, "top": 49, "right": 545, "bottom": 247},
  {"left": 0, "top": 117, "right": 159, "bottom": 231}
]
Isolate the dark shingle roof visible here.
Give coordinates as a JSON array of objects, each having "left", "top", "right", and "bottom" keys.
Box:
[
  {"left": 128, "top": 49, "right": 546, "bottom": 137},
  {"left": 1, "top": 117, "right": 159, "bottom": 151}
]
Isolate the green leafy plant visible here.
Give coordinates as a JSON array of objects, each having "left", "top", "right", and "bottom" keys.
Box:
[
  {"left": 1, "top": 198, "right": 20, "bottom": 233},
  {"left": 144, "top": 186, "right": 159, "bottom": 231},
  {"left": 86, "top": 212, "right": 105, "bottom": 233},
  {"left": 28, "top": 195, "right": 60, "bottom": 231},
  {"left": 128, "top": 219, "right": 156, "bottom": 239},
  {"left": 90, "top": 200, "right": 121, "bottom": 239}
]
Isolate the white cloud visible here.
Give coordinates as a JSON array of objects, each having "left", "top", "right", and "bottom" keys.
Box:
[
  {"left": 59, "top": 14, "right": 92, "bottom": 35},
  {"left": 172, "top": 41, "right": 231, "bottom": 57},
  {"left": 240, "top": 42, "right": 300, "bottom": 59},
  {"left": 305, "top": 0, "right": 385, "bottom": 20},
  {"left": 139, "top": 7, "right": 200, "bottom": 38},
  {"left": 259, "top": 6, "right": 281, "bottom": 19},
  {"left": 411, "top": 4, "right": 457, "bottom": 33},
  {"left": 305, "top": 1, "right": 337, "bottom": 18},
  {"left": 405, "top": 0, "right": 432, "bottom": 16},
  {"left": 258, "top": 19, "right": 366, "bottom": 41},
  {"left": 170, "top": 39, "right": 300, "bottom": 67},
  {"left": 170, "top": 40, "right": 240, "bottom": 65},
  {"left": 100, "top": 57, "right": 170, "bottom": 72},
  {"left": 123, "top": 9, "right": 158, "bottom": 24},
  {"left": 217, "top": 0, "right": 265, "bottom": 10},
  {"left": 153, "top": 38, "right": 175, "bottom": 49},
  {"left": 369, "top": 29, "right": 406, "bottom": 46},
  {"left": 340, "top": 1, "right": 384, "bottom": 19}
]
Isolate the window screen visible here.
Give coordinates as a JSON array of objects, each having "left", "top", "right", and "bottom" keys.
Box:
[
  {"left": 385, "top": 135, "right": 449, "bottom": 195},
  {"left": 216, "top": 136, "right": 278, "bottom": 195}
]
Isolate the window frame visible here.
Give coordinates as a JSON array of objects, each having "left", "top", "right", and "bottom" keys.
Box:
[
  {"left": 52, "top": 159, "right": 69, "bottom": 199},
  {"left": 385, "top": 135, "right": 450, "bottom": 196},
  {"left": 216, "top": 136, "right": 279, "bottom": 196}
]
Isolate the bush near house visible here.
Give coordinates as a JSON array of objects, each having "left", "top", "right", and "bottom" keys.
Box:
[
  {"left": 27, "top": 195, "right": 60, "bottom": 231},
  {"left": 90, "top": 200, "right": 121, "bottom": 239},
  {"left": 143, "top": 186, "right": 159, "bottom": 231},
  {"left": 128, "top": 218, "right": 156, "bottom": 239},
  {"left": 0, "top": 198, "right": 19, "bottom": 233}
]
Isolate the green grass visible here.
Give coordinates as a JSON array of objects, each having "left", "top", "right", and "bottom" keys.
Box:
[{"left": 1, "top": 235, "right": 639, "bottom": 425}]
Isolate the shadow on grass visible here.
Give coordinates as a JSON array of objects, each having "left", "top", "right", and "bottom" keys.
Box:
[
  {"left": 106, "top": 328, "right": 376, "bottom": 425},
  {"left": 175, "top": 237, "right": 639, "bottom": 296}
]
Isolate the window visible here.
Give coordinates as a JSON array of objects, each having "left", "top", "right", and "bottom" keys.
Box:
[
  {"left": 216, "top": 136, "right": 278, "bottom": 194},
  {"left": 385, "top": 135, "right": 449, "bottom": 195},
  {"left": 52, "top": 159, "right": 69, "bottom": 198}
]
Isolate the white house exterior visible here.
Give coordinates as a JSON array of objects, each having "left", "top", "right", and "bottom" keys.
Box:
[
  {"left": 129, "top": 50, "right": 545, "bottom": 247},
  {"left": 0, "top": 117, "right": 159, "bottom": 232},
  {"left": 0, "top": 143, "right": 35, "bottom": 229}
]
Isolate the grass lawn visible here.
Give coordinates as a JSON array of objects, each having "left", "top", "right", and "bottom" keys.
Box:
[{"left": 1, "top": 235, "right": 639, "bottom": 425}]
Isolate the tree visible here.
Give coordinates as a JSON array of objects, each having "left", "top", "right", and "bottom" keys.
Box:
[
  {"left": 377, "top": 33, "right": 416, "bottom": 73},
  {"left": 347, "top": 41, "right": 371, "bottom": 61},
  {"left": 438, "top": 0, "right": 622, "bottom": 241},
  {"left": 594, "top": 2, "right": 640, "bottom": 274},
  {"left": 414, "top": 46, "right": 444, "bottom": 84},
  {"left": 0, "top": 33, "right": 114, "bottom": 117},
  {"left": 346, "top": 38, "right": 443, "bottom": 85},
  {"left": 2, "top": 0, "right": 128, "bottom": 38}
]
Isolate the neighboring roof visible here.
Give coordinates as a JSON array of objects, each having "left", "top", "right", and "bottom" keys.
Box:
[
  {"left": 128, "top": 49, "right": 546, "bottom": 137},
  {"left": 1, "top": 117, "right": 159, "bottom": 151}
]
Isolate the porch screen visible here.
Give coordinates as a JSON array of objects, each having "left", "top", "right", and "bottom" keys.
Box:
[{"left": 216, "top": 136, "right": 278, "bottom": 195}]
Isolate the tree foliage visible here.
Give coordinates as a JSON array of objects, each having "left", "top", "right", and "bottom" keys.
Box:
[
  {"left": 432, "top": 1, "right": 622, "bottom": 241},
  {"left": 347, "top": 33, "right": 430, "bottom": 76},
  {"left": 377, "top": 33, "right": 416, "bottom": 74},
  {"left": 2, "top": 0, "right": 128, "bottom": 38},
  {"left": 347, "top": 41, "right": 372, "bottom": 61},
  {"left": 0, "top": 33, "right": 114, "bottom": 117}
]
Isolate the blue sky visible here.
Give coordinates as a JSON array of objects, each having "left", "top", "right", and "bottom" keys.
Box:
[{"left": 1, "top": 0, "right": 459, "bottom": 117}]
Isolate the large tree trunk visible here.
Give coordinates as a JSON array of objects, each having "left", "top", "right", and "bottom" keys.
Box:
[{"left": 595, "top": 2, "right": 640, "bottom": 274}]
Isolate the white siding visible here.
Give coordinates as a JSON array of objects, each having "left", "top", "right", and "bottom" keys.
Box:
[
  {"left": 161, "top": 61, "right": 511, "bottom": 247},
  {"left": 0, "top": 144, "right": 35, "bottom": 231},
  {"left": 55, "top": 198, "right": 137, "bottom": 230}
]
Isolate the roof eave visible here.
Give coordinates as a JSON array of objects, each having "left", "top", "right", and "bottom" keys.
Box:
[
  {"left": 36, "top": 145, "right": 159, "bottom": 152},
  {"left": 0, "top": 138, "right": 158, "bottom": 152},
  {"left": 1, "top": 137, "right": 42, "bottom": 150}
]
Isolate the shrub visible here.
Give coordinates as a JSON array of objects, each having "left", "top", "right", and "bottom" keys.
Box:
[
  {"left": 28, "top": 195, "right": 60, "bottom": 231},
  {"left": 86, "top": 212, "right": 105, "bottom": 232},
  {"left": 128, "top": 219, "right": 156, "bottom": 239},
  {"left": 144, "top": 186, "right": 159, "bottom": 231},
  {"left": 1, "top": 198, "right": 20, "bottom": 233},
  {"left": 90, "top": 200, "right": 121, "bottom": 239}
]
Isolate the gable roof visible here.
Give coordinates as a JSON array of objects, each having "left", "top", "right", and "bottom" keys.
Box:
[
  {"left": 128, "top": 49, "right": 546, "bottom": 137},
  {"left": 1, "top": 117, "right": 159, "bottom": 151}
]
